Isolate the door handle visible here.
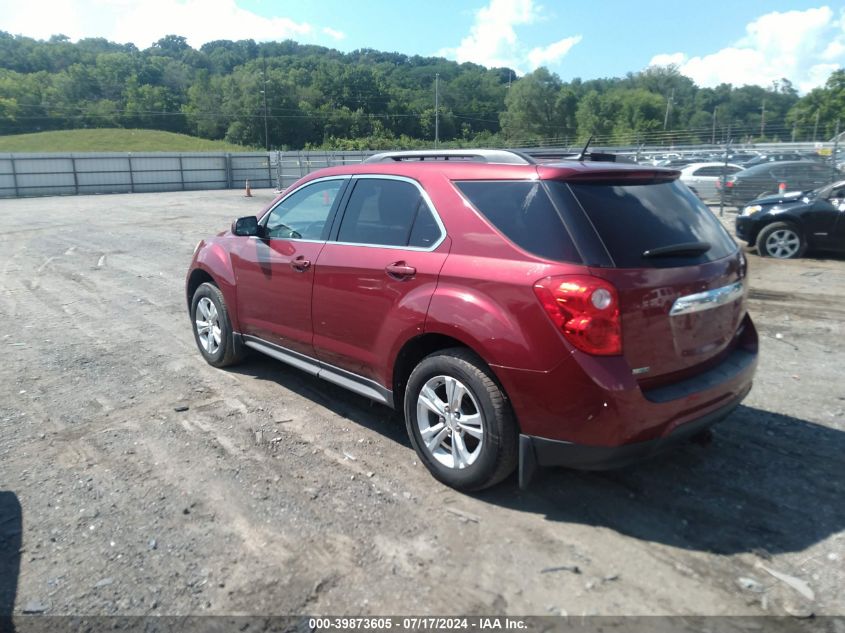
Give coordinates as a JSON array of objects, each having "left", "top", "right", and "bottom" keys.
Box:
[
  {"left": 385, "top": 262, "right": 416, "bottom": 280},
  {"left": 290, "top": 256, "right": 311, "bottom": 272}
]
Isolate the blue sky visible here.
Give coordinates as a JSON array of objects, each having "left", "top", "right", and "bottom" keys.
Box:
[{"left": 1, "top": 0, "right": 843, "bottom": 92}]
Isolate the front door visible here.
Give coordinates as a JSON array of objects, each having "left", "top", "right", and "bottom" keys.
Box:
[
  {"left": 232, "top": 177, "right": 347, "bottom": 356},
  {"left": 828, "top": 185, "right": 845, "bottom": 250}
]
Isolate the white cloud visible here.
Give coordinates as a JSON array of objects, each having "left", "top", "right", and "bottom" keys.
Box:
[
  {"left": 321, "top": 27, "right": 346, "bottom": 41},
  {"left": 528, "top": 35, "right": 582, "bottom": 68},
  {"left": 649, "top": 52, "right": 687, "bottom": 67},
  {"left": 648, "top": 6, "right": 845, "bottom": 93},
  {"left": 0, "top": 0, "right": 342, "bottom": 48},
  {"left": 439, "top": 0, "right": 580, "bottom": 73}
]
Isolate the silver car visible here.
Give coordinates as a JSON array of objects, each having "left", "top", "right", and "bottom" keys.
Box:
[{"left": 680, "top": 162, "right": 744, "bottom": 201}]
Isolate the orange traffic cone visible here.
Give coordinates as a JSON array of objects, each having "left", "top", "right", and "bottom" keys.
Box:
[{"left": 244, "top": 179, "right": 253, "bottom": 197}]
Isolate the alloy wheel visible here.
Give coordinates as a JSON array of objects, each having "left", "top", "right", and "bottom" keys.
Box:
[
  {"left": 764, "top": 228, "right": 801, "bottom": 258},
  {"left": 416, "top": 375, "right": 484, "bottom": 469},
  {"left": 195, "top": 297, "right": 222, "bottom": 355}
]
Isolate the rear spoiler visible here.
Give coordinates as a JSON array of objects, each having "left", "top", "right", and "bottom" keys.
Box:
[
  {"left": 527, "top": 150, "right": 637, "bottom": 164},
  {"left": 538, "top": 166, "right": 681, "bottom": 185}
]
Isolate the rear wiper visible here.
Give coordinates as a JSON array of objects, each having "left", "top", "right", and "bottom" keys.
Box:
[{"left": 642, "top": 242, "right": 711, "bottom": 258}]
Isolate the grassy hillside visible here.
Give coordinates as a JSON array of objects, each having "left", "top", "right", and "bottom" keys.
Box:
[{"left": 0, "top": 129, "right": 259, "bottom": 152}]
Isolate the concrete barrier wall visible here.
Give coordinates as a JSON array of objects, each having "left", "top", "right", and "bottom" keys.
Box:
[
  {"left": 0, "top": 151, "right": 358, "bottom": 198},
  {"left": 0, "top": 150, "right": 379, "bottom": 198}
]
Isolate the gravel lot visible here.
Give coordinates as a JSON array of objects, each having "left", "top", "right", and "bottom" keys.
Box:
[{"left": 0, "top": 189, "right": 843, "bottom": 621}]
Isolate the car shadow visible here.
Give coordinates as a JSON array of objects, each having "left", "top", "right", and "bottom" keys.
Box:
[
  {"left": 0, "top": 491, "right": 21, "bottom": 631},
  {"left": 477, "top": 405, "right": 845, "bottom": 556},
  {"left": 227, "top": 355, "right": 411, "bottom": 448},
  {"left": 227, "top": 357, "right": 844, "bottom": 556}
]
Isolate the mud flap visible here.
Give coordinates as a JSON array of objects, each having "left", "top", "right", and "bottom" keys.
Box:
[
  {"left": 232, "top": 331, "right": 246, "bottom": 358},
  {"left": 518, "top": 434, "right": 539, "bottom": 490}
]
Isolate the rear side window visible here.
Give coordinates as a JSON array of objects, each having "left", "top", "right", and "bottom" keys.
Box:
[
  {"left": 557, "top": 180, "right": 736, "bottom": 268},
  {"left": 455, "top": 181, "right": 581, "bottom": 263},
  {"left": 692, "top": 166, "right": 720, "bottom": 176},
  {"left": 408, "top": 203, "right": 441, "bottom": 248},
  {"left": 337, "top": 178, "right": 440, "bottom": 248}
]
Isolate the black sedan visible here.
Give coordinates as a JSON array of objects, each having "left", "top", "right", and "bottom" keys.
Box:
[
  {"left": 735, "top": 180, "right": 845, "bottom": 258},
  {"left": 720, "top": 160, "right": 837, "bottom": 208}
]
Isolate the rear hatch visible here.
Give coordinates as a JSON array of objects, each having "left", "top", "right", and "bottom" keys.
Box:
[{"left": 544, "top": 172, "right": 746, "bottom": 384}]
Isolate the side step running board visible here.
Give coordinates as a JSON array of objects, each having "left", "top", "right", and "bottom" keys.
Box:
[{"left": 240, "top": 334, "right": 394, "bottom": 408}]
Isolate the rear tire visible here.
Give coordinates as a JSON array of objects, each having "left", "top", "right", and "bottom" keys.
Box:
[
  {"left": 190, "top": 282, "right": 246, "bottom": 368},
  {"left": 404, "top": 348, "right": 518, "bottom": 491},
  {"left": 755, "top": 222, "right": 806, "bottom": 259}
]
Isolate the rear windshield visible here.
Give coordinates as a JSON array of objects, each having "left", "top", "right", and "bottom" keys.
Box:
[
  {"left": 455, "top": 181, "right": 581, "bottom": 263},
  {"left": 553, "top": 180, "right": 737, "bottom": 268}
]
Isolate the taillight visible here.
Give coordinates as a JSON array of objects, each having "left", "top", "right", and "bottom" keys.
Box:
[{"left": 533, "top": 275, "right": 622, "bottom": 356}]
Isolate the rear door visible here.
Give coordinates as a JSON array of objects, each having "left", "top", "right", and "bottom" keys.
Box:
[
  {"left": 690, "top": 166, "right": 719, "bottom": 199},
  {"left": 548, "top": 178, "right": 745, "bottom": 383},
  {"left": 312, "top": 175, "right": 450, "bottom": 385}
]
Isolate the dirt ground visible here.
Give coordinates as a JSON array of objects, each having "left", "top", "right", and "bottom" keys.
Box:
[{"left": 0, "top": 189, "right": 842, "bottom": 620}]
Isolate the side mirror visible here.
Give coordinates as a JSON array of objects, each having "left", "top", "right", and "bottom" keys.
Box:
[{"left": 232, "top": 216, "right": 260, "bottom": 237}]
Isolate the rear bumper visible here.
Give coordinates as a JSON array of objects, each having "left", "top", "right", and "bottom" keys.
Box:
[
  {"left": 518, "top": 384, "right": 749, "bottom": 487},
  {"left": 493, "top": 315, "right": 758, "bottom": 487}
]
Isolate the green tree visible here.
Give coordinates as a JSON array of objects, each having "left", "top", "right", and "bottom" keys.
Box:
[{"left": 500, "top": 67, "right": 573, "bottom": 143}]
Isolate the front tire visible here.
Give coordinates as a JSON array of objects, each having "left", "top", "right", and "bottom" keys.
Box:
[
  {"left": 190, "top": 282, "right": 245, "bottom": 368},
  {"left": 404, "top": 348, "right": 518, "bottom": 491},
  {"left": 755, "top": 222, "right": 806, "bottom": 259}
]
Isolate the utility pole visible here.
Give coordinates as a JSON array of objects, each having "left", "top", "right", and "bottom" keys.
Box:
[
  {"left": 720, "top": 139, "right": 732, "bottom": 218},
  {"left": 663, "top": 88, "right": 674, "bottom": 130},
  {"left": 813, "top": 110, "right": 820, "bottom": 142},
  {"left": 711, "top": 106, "right": 717, "bottom": 145},
  {"left": 831, "top": 119, "right": 840, "bottom": 183},
  {"left": 434, "top": 73, "right": 440, "bottom": 148},
  {"left": 261, "top": 55, "right": 269, "bottom": 151},
  {"left": 760, "top": 99, "right": 766, "bottom": 139}
]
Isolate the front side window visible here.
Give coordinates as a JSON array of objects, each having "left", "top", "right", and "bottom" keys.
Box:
[
  {"left": 337, "top": 178, "right": 441, "bottom": 248},
  {"left": 829, "top": 185, "right": 845, "bottom": 200},
  {"left": 264, "top": 179, "right": 344, "bottom": 240}
]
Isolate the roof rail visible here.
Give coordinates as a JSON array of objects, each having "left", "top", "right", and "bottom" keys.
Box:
[{"left": 364, "top": 149, "right": 535, "bottom": 165}]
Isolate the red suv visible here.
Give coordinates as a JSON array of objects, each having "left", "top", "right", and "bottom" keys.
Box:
[{"left": 186, "top": 149, "right": 758, "bottom": 490}]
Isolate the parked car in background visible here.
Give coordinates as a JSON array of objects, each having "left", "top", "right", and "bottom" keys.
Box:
[
  {"left": 727, "top": 152, "right": 761, "bottom": 165},
  {"left": 719, "top": 160, "right": 836, "bottom": 207},
  {"left": 186, "top": 149, "right": 757, "bottom": 491},
  {"left": 679, "top": 162, "right": 744, "bottom": 201},
  {"left": 742, "top": 152, "right": 815, "bottom": 168},
  {"left": 735, "top": 180, "right": 845, "bottom": 258}
]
